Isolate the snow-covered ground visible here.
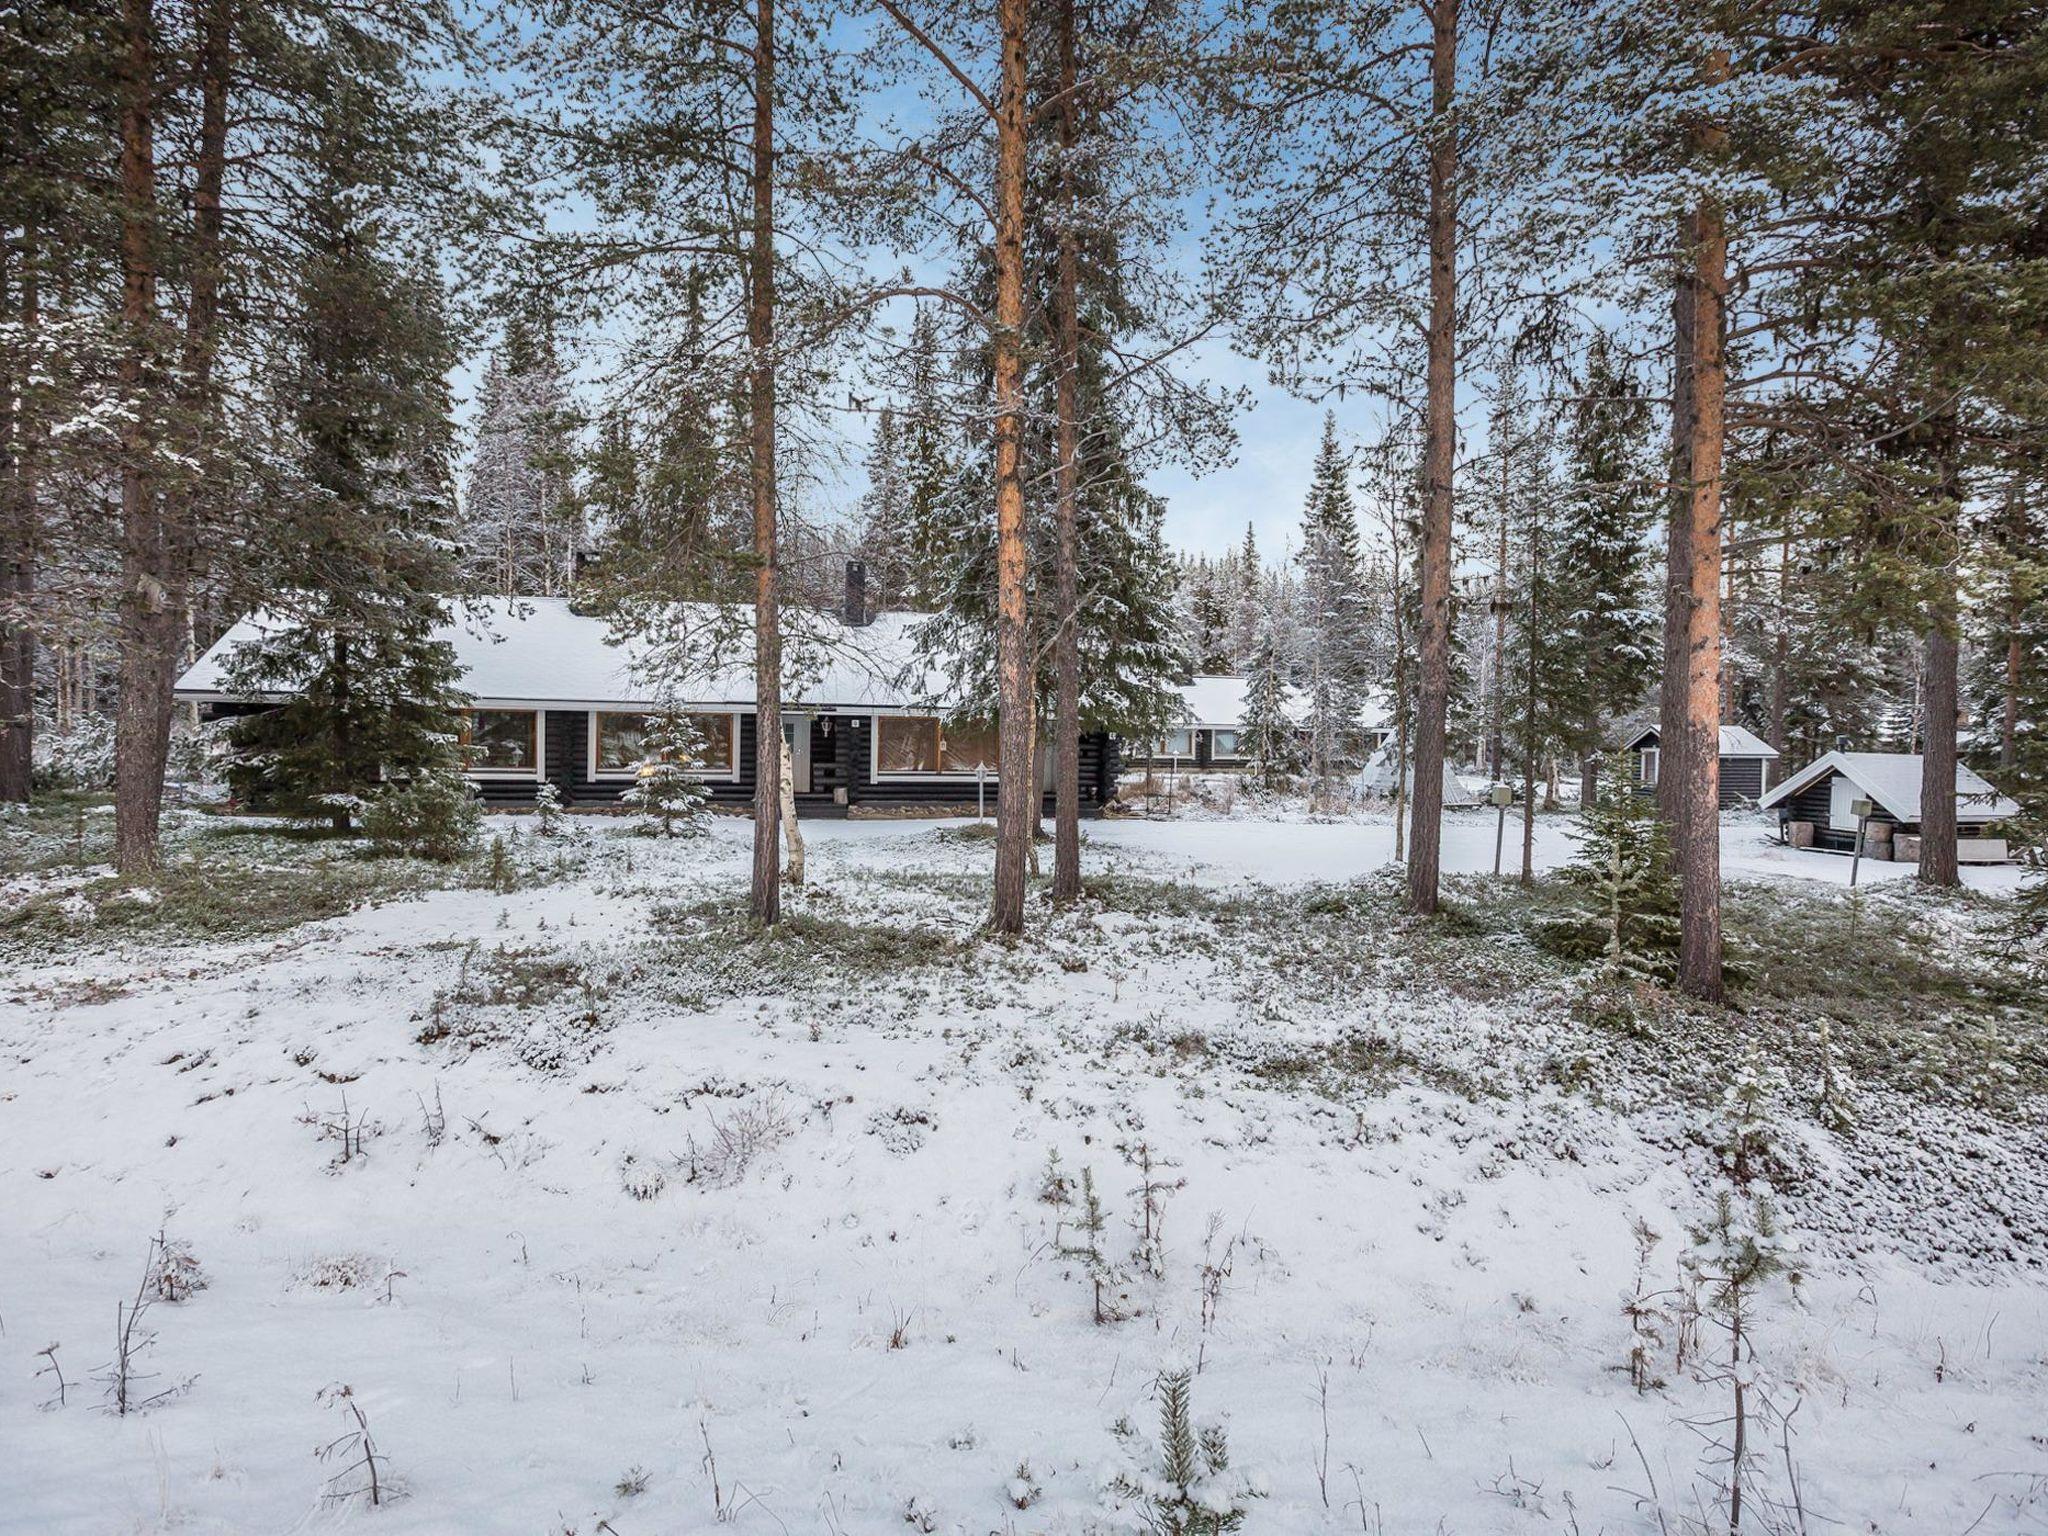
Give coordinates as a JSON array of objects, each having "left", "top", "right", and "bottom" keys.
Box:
[{"left": 2, "top": 814, "right": 2043, "bottom": 1535}]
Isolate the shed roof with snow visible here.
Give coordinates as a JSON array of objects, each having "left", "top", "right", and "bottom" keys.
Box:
[
  {"left": 1169, "top": 675, "right": 1390, "bottom": 731},
  {"left": 1621, "top": 723, "right": 1779, "bottom": 759},
  {"left": 1758, "top": 751, "right": 2020, "bottom": 826}
]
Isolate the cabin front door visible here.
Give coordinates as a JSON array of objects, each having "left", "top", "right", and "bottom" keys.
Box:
[
  {"left": 1828, "top": 774, "right": 1861, "bottom": 833},
  {"left": 781, "top": 717, "right": 813, "bottom": 795}
]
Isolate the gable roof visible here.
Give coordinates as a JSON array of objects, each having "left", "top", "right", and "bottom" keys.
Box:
[
  {"left": 1620, "top": 723, "right": 1780, "bottom": 758},
  {"left": 1757, "top": 750, "right": 2021, "bottom": 824},
  {"left": 175, "top": 597, "right": 956, "bottom": 712}
]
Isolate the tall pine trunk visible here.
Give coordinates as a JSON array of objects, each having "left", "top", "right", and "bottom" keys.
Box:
[
  {"left": 0, "top": 218, "right": 38, "bottom": 804},
  {"left": 989, "top": 0, "right": 1032, "bottom": 936},
  {"left": 1658, "top": 216, "right": 1696, "bottom": 840},
  {"left": 1050, "top": 0, "right": 1082, "bottom": 906},
  {"left": 1675, "top": 194, "right": 1726, "bottom": 1002},
  {"left": 748, "top": 0, "right": 785, "bottom": 927},
  {"left": 114, "top": 0, "right": 175, "bottom": 877},
  {"left": 1406, "top": 0, "right": 1458, "bottom": 916}
]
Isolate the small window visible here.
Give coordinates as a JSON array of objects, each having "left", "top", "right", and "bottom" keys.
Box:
[
  {"left": 1209, "top": 729, "right": 1242, "bottom": 759},
  {"left": 1640, "top": 747, "right": 1659, "bottom": 786},
  {"left": 1156, "top": 728, "right": 1194, "bottom": 757},
  {"left": 596, "top": 711, "right": 735, "bottom": 775},
  {"left": 465, "top": 709, "right": 537, "bottom": 772}
]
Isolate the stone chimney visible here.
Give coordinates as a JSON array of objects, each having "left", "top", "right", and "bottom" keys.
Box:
[{"left": 844, "top": 558, "right": 870, "bottom": 627}]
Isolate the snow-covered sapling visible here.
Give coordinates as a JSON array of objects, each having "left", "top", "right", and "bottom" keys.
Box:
[
  {"left": 622, "top": 711, "right": 712, "bottom": 838},
  {"left": 1682, "top": 1189, "right": 1802, "bottom": 1536},
  {"left": 1197, "top": 1214, "right": 1240, "bottom": 1374},
  {"left": 1059, "top": 1166, "right": 1127, "bottom": 1324},
  {"left": 1556, "top": 751, "right": 1677, "bottom": 980},
  {"left": 1100, "top": 1361, "right": 1268, "bottom": 1534},
  {"left": 153, "top": 1226, "right": 206, "bottom": 1303},
  {"left": 36, "top": 1343, "right": 67, "bottom": 1409},
  {"left": 101, "top": 1232, "right": 194, "bottom": 1415},
  {"left": 533, "top": 780, "right": 568, "bottom": 836},
  {"left": 1619, "top": 1216, "right": 1667, "bottom": 1393},
  {"left": 1125, "top": 1141, "right": 1184, "bottom": 1282},
  {"left": 318, "top": 1384, "right": 389, "bottom": 1506},
  {"left": 1039, "top": 1146, "right": 1075, "bottom": 1206},
  {"left": 1713, "top": 1045, "right": 1791, "bottom": 1187},
  {"left": 1815, "top": 1018, "right": 1855, "bottom": 1134},
  {"left": 1007, "top": 1460, "right": 1043, "bottom": 1510}
]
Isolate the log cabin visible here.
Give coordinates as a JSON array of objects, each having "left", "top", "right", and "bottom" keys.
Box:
[{"left": 174, "top": 577, "right": 1121, "bottom": 819}]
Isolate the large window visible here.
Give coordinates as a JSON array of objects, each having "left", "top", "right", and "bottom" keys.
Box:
[
  {"left": 875, "top": 716, "right": 999, "bottom": 776},
  {"left": 464, "top": 709, "right": 537, "bottom": 772},
  {"left": 593, "top": 711, "right": 736, "bottom": 776},
  {"left": 1154, "top": 728, "right": 1194, "bottom": 758},
  {"left": 1639, "top": 747, "right": 1660, "bottom": 786},
  {"left": 1208, "top": 729, "right": 1243, "bottom": 760}
]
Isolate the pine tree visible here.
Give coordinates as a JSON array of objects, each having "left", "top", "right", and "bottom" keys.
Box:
[
  {"left": 1296, "top": 414, "right": 1374, "bottom": 782},
  {"left": 222, "top": 120, "right": 468, "bottom": 833},
  {"left": 621, "top": 711, "right": 712, "bottom": 838}
]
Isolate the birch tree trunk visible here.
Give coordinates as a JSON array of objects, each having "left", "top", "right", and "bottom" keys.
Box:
[
  {"left": 748, "top": 0, "right": 785, "bottom": 927},
  {"left": 780, "top": 747, "right": 804, "bottom": 886},
  {"left": 1405, "top": 0, "right": 1458, "bottom": 916},
  {"left": 989, "top": 0, "right": 1033, "bottom": 936}
]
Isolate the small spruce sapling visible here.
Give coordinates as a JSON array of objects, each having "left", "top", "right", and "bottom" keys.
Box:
[
  {"left": 1815, "top": 1018, "right": 1856, "bottom": 1134},
  {"left": 1682, "top": 1190, "right": 1801, "bottom": 1536},
  {"left": 317, "top": 1383, "right": 390, "bottom": 1506},
  {"left": 1620, "top": 1216, "right": 1667, "bottom": 1393},
  {"left": 1714, "top": 1045, "right": 1791, "bottom": 1187},
  {"left": 622, "top": 711, "right": 712, "bottom": 838},
  {"left": 1060, "top": 1166, "right": 1127, "bottom": 1324},
  {"left": 1100, "top": 1361, "right": 1268, "bottom": 1534},
  {"left": 1554, "top": 750, "right": 1678, "bottom": 980},
  {"left": 1125, "top": 1141, "right": 1184, "bottom": 1282},
  {"left": 533, "top": 780, "right": 567, "bottom": 836}
]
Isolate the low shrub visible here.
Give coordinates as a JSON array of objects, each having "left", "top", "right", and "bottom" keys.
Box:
[{"left": 361, "top": 771, "right": 481, "bottom": 862}]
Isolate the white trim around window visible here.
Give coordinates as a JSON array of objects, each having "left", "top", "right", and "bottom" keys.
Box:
[
  {"left": 868, "top": 713, "right": 1002, "bottom": 781},
  {"left": 586, "top": 709, "right": 742, "bottom": 783},
  {"left": 462, "top": 707, "right": 546, "bottom": 781}
]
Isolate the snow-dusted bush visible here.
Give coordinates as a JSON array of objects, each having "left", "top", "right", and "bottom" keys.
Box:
[
  {"left": 33, "top": 714, "right": 115, "bottom": 791},
  {"left": 1712, "top": 1045, "right": 1791, "bottom": 1186},
  {"left": 1539, "top": 751, "right": 1677, "bottom": 981},
  {"left": 361, "top": 769, "right": 481, "bottom": 862},
  {"left": 1099, "top": 1361, "right": 1266, "bottom": 1534}
]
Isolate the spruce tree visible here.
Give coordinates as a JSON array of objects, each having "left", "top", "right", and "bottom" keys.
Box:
[
  {"left": 622, "top": 711, "right": 712, "bottom": 838},
  {"left": 222, "top": 127, "right": 468, "bottom": 831},
  {"left": 1240, "top": 596, "right": 1300, "bottom": 790},
  {"left": 463, "top": 320, "right": 587, "bottom": 598},
  {"left": 1296, "top": 414, "right": 1374, "bottom": 782},
  {"left": 1553, "top": 750, "right": 1678, "bottom": 982}
]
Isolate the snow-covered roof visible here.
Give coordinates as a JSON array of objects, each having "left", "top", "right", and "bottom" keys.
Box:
[
  {"left": 1171, "top": 675, "right": 1390, "bottom": 731},
  {"left": 1621, "top": 723, "right": 1780, "bottom": 759},
  {"left": 175, "top": 597, "right": 961, "bottom": 712},
  {"left": 1758, "top": 751, "right": 2021, "bottom": 825}
]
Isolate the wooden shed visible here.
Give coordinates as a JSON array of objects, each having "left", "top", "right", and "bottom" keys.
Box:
[
  {"left": 1757, "top": 751, "right": 2020, "bottom": 862},
  {"left": 1623, "top": 724, "right": 1781, "bottom": 807}
]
